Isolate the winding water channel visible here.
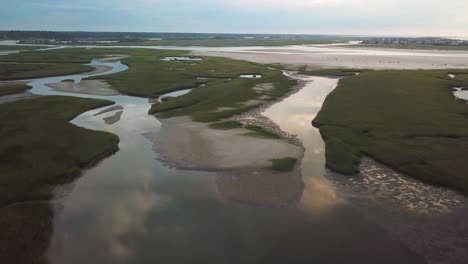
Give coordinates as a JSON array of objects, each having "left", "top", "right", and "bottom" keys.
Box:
[
  {"left": 5, "top": 50, "right": 468, "bottom": 262},
  {"left": 4, "top": 60, "right": 421, "bottom": 263}
]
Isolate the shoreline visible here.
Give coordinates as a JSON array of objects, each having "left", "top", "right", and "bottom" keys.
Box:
[{"left": 326, "top": 157, "right": 468, "bottom": 264}]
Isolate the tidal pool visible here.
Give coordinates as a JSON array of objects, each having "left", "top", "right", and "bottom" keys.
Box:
[
  {"left": 454, "top": 87, "right": 468, "bottom": 101},
  {"left": 240, "top": 74, "right": 262, "bottom": 78},
  {"left": 160, "top": 56, "right": 203, "bottom": 61},
  {"left": 40, "top": 67, "right": 423, "bottom": 263}
]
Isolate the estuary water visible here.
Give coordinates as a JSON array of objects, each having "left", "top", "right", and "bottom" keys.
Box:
[{"left": 0, "top": 56, "right": 425, "bottom": 263}]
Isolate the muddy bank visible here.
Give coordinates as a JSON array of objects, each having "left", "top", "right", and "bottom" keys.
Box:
[
  {"left": 232, "top": 72, "right": 308, "bottom": 147},
  {"left": 145, "top": 116, "right": 303, "bottom": 206},
  {"left": 46, "top": 80, "right": 119, "bottom": 96},
  {"left": 103, "top": 110, "right": 123, "bottom": 125},
  {"left": 326, "top": 158, "right": 468, "bottom": 264},
  {"left": 146, "top": 117, "right": 301, "bottom": 170}
]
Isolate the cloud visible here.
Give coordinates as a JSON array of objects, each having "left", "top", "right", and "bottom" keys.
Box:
[{"left": 2, "top": 0, "right": 468, "bottom": 36}]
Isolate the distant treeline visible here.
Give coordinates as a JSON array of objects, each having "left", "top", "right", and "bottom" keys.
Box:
[
  {"left": 362, "top": 37, "right": 468, "bottom": 46},
  {"left": 0, "top": 30, "right": 360, "bottom": 41}
]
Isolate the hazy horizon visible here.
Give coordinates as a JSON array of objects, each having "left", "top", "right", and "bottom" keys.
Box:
[{"left": 2, "top": 0, "right": 467, "bottom": 38}]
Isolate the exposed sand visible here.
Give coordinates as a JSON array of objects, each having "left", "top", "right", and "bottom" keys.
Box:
[
  {"left": 193, "top": 46, "right": 468, "bottom": 70},
  {"left": 46, "top": 80, "right": 119, "bottom": 96},
  {"left": 146, "top": 116, "right": 301, "bottom": 170}
]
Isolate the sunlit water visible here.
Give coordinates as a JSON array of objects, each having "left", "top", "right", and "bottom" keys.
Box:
[
  {"left": 1, "top": 57, "right": 425, "bottom": 263},
  {"left": 454, "top": 88, "right": 468, "bottom": 101}
]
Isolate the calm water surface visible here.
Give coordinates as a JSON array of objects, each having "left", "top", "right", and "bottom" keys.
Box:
[{"left": 24, "top": 62, "right": 423, "bottom": 263}]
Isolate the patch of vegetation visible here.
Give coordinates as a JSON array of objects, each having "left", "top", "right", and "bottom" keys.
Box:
[
  {"left": 0, "top": 96, "right": 119, "bottom": 263},
  {"left": 0, "top": 63, "right": 94, "bottom": 80},
  {"left": 299, "top": 66, "right": 370, "bottom": 77},
  {"left": 324, "top": 138, "right": 360, "bottom": 174},
  {"left": 1, "top": 48, "right": 296, "bottom": 123},
  {"left": 148, "top": 59, "right": 296, "bottom": 122},
  {"left": 271, "top": 158, "right": 297, "bottom": 172},
  {"left": 0, "top": 84, "right": 30, "bottom": 96},
  {"left": 313, "top": 69, "right": 468, "bottom": 194},
  {"left": 160, "top": 96, "right": 173, "bottom": 102},
  {"left": 0, "top": 96, "right": 119, "bottom": 205},
  {"left": 244, "top": 125, "right": 281, "bottom": 139},
  {"left": 90, "top": 48, "right": 296, "bottom": 104},
  {"left": 209, "top": 120, "right": 243, "bottom": 130}
]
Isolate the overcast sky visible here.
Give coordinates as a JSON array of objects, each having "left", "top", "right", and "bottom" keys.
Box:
[{"left": 1, "top": 0, "right": 467, "bottom": 37}]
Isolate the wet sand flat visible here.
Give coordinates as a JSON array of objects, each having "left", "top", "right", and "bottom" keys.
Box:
[
  {"left": 46, "top": 80, "right": 119, "bottom": 96},
  {"left": 193, "top": 45, "right": 468, "bottom": 70},
  {"left": 145, "top": 116, "right": 302, "bottom": 170}
]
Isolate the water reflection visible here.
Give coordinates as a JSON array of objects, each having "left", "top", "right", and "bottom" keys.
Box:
[
  {"left": 44, "top": 69, "right": 423, "bottom": 263},
  {"left": 262, "top": 76, "right": 344, "bottom": 212}
]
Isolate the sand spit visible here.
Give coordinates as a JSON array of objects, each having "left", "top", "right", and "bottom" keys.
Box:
[
  {"left": 46, "top": 80, "right": 119, "bottom": 96},
  {"left": 103, "top": 111, "right": 123, "bottom": 125},
  {"left": 326, "top": 158, "right": 468, "bottom": 264},
  {"left": 145, "top": 117, "right": 303, "bottom": 207},
  {"left": 94, "top": 105, "right": 123, "bottom": 116}
]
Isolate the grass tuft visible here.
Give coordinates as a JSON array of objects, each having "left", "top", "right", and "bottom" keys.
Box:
[{"left": 271, "top": 158, "right": 297, "bottom": 172}]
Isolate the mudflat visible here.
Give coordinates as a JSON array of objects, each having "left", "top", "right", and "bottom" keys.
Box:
[{"left": 46, "top": 80, "right": 119, "bottom": 96}]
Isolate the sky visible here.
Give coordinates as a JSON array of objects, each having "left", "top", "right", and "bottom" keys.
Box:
[{"left": 1, "top": 0, "right": 468, "bottom": 37}]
